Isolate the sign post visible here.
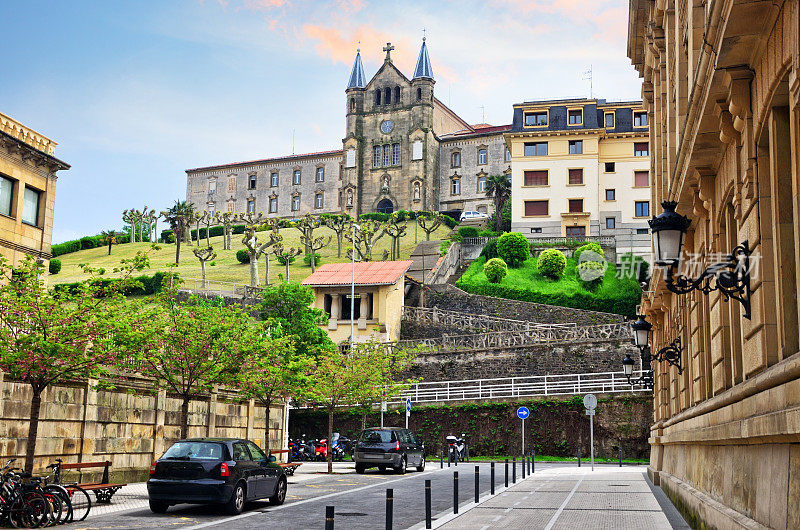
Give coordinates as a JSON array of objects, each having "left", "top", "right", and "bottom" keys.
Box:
[
  {"left": 381, "top": 401, "right": 387, "bottom": 428},
  {"left": 583, "top": 394, "right": 597, "bottom": 471},
  {"left": 517, "top": 406, "right": 530, "bottom": 455},
  {"left": 405, "top": 398, "right": 411, "bottom": 429}
]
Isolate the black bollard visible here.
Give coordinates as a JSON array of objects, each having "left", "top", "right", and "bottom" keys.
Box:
[
  {"left": 455, "top": 450, "right": 458, "bottom": 467},
  {"left": 325, "top": 506, "right": 334, "bottom": 530},
  {"left": 474, "top": 466, "right": 480, "bottom": 503},
  {"left": 448, "top": 448, "right": 451, "bottom": 468},
  {"left": 522, "top": 456, "right": 526, "bottom": 479},
  {"left": 578, "top": 447, "right": 581, "bottom": 467},
  {"left": 465, "top": 444, "right": 469, "bottom": 462},
  {"left": 532, "top": 450, "right": 535, "bottom": 473},
  {"left": 619, "top": 447, "right": 623, "bottom": 467},
  {"left": 453, "top": 472, "right": 459, "bottom": 514},
  {"left": 425, "top": 480, "right": 432, "bottom": 529},
  {"left": 441, "top": 451, "right": 444, "bottom": 469},
  {"left": 385, "top": 488, "right": 393, "bottom": 530},
  {"left": 490, "top": 462, "right": 495, "bottom": 495},
  {"left": 512, "top": 457, "right": 516, "bottom": 484},
  {"left": 504, "top": 459, "right": 508, "bottom": 488}
]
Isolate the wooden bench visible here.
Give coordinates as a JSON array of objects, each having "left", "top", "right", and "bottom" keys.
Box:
[
  {"left": 61, "top": 461, "right": 126, "bottom": 503},
  {"left": 277, "top": 462, "right": 302, "bottom": 476}
]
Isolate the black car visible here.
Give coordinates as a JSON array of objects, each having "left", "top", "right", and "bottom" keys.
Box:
[
  {"left": 147, "top": 438, "right": 287, "bottom": 515},
  {"left": 353, "top": 428, "right": 425, "bottom": 474}
]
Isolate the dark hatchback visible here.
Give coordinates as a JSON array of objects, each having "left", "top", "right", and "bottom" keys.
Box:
[
  {"left": 353, "top": 427, "right": 425, "bottom": 474},
  {"left": 147, "top": 438, "right": 287, "bottom": 515}
]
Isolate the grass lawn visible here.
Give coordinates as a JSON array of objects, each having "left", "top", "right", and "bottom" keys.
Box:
[
  {"left": 53, "top": 224, "right": 451, "bottom": 286},
  {"left": 456, "top": 255, "right": 641, "bottom": 317}
]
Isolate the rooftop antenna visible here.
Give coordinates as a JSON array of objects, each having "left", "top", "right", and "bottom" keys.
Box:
[
  {"left": 480, "top": 105, "right": 485, "bottom": 123},
  {"left": 292, "top": 129, "right": 295, "bottom": 155},
  {"left": 582, "top": 65, "right": 593, "bottom": 99}
]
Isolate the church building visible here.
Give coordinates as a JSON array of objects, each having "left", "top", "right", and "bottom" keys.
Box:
[{"left": 185, "top": 40, "right": 510, "bottom": 218}]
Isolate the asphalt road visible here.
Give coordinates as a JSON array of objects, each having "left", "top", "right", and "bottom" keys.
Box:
[{"left": 86, "top": 460, "right": 545, "bottom": 529}]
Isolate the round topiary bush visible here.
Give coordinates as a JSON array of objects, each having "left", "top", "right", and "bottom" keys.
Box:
[
  {"left": 48, "top": 259, "right": 61, "bottom": 275},
  {"left": 304, "top": 253, "right": 321, "bottom": 267},
  {"left": 496, "top": 232, "right": 530, "bottom": 267},
  {"left": 577, "top": 260, "right": 606, "bottom": 284},
  {"left": 537, "top": 248, "right": 567, "bottom": 278},
  {"left": 483, "top": 257, "right": 508, "bottom": 283},
  {"left": 574, "top": 242, "right": 603, "bottom": 262},
  {"left": 236, "top": 249, "right": 250, "bottom": 264}
]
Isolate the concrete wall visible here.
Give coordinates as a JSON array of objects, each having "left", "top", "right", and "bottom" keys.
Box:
[{"left": 0, "top": 372, "right": 286, "bottom": 482}]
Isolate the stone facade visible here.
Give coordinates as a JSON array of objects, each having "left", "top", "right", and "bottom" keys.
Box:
[
  {"left": 628, "top": 1, "right": 800, "bottom": 528},
  {"left": 0, "top": 372, "right": 286, "bottom": 481},
  {"left": 0, "top": 112, "right": 69, "bottom": 273}
]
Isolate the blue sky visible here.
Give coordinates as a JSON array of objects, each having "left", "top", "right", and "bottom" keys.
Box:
[{"left": 1, "top": 0, "right": 641, "bottom": 243}]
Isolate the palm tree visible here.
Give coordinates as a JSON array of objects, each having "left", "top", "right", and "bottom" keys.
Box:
[
  {"left": 162, "top": 200, "right": 194, "bottom": 265},
  {"left": 100, "top": 230, "right": 117, "bottom": 255},
  {"left": 485, "top": 173, "right": 512, "bottom": 232}
]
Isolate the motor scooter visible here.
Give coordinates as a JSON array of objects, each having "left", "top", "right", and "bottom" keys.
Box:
[
  {"left": 446, "top": 434, "right": 466, "bottom": 462},
  {"left": 330, "top": 433, "right": 346, "bottom": 462},
  {"left": 288, "top": 439, "right": 302, "bottom": 462},
  {"left": 315, "top": 438, "right": 329, "bottom": 461}
]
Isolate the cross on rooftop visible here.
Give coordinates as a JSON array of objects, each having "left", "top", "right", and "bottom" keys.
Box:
[{"left": 383, "top": 42, "right": 394, "bottom": 61}]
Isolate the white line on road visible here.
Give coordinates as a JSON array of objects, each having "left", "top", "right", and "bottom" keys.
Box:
[{"left": 543, "top": 474, "right": 584, "bottom": 530}]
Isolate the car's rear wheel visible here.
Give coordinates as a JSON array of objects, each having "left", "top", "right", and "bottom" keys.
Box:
[
  {"left": 378, "top": 465, "right": 387, "bottom": 473},
  {"left": 269, "top": 478, "right": 287, "bottom": 506},
  {"left": 416, "top": 455, "right": 425, "bottom": 472},
  {"left": 394, "top": 457, "right": 407, "bottom": 475},
  {"left": 355, "top": 464, "right": 366, "bottom": 474},
  {"left": 149, "top": 500, "right": 169, "bottom": 514},
  {"left": 225, "top": 483, "right": 246, "bottom": 515}
]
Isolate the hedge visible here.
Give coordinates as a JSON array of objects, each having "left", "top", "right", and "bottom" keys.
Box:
[
  {"left": 455, "top": 278, "right": 640, "bottom": 317},
  {"left": 480, "top": 239, "right": 499, "bottom": 260},
  {"left": 483, "top": 258, "right": 507, "bottom": 283},
  {"left": 51, "top": 233, "right": 131, "bottom": 257},
  {"left": 54, "top": 271, "right": 176, "bottom": 297},
  {"left": 458, "top": 226, "right": 479, "bottom": 238}
]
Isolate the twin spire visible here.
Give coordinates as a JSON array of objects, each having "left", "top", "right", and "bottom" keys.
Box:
[{"left": 346, "top": 38, "right": 433, "bottom": 89}]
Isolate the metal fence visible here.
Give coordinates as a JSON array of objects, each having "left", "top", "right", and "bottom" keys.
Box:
[
  {"left": 460, "top": 235, "right": 616, "bottom": 247},
  {"left": 386, "top": 370, "right": 648, "bottom": 404},
  {"left": 403, "top": 306, "right": 575, "bottom": 332}
]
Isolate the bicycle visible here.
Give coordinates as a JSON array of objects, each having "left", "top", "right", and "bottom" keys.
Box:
[
  {"left": 0, "top": 459, "right": 52, "bottom": 528},
  {"left": 43, "top": 459, "right": 91, "bottom": 522}
]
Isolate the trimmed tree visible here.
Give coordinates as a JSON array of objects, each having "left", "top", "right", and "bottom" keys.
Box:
[
  {"left": 192, "top": 246, "right": 217, "bottom": 288},
  {"left": 346, "top": 219, "right": 386, "bottom": 261},
  {"left": 385, "top": 213, "right": 408, "bottom": 260},
  {"left": 272, "top": 243, "right": 303, "bottom": 282},
  {"left": 485, "top": 174, "right": 511, "bottom": 232},
  {"left": 496, "top": 232, "right": 530, "bottom": 267},
  {"left": 322, "top": 214, "right": 351, "bottom": 258},
  {"left": 238, "top": 214, "right": 282, "bottom": 287},
  {"left": 299, "top": 234, "right": 331, "bottom": 273},
  {"left": 416, "top": 212, "right": 443, "bottom": 241}
]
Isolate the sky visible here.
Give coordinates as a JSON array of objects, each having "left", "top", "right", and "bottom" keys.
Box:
[{"left": 0, "top": 0, "right": 642, "bottom": 243}]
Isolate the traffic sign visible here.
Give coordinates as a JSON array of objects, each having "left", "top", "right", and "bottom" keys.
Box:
[
  {"left": 517, "top": 406, "right": 530, "bottom": 420},
  {"left": 585, "top": 409, "right": 596, "bottom": 416},
  {"left": 583, "top": 394, "right": 597, "bottom": 410},
  {"left": 406, "top": 398, "right": 412, "bottom": 414}
]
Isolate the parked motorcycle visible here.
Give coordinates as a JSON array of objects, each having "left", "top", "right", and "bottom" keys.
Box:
[
  {"left": 315, "top": 439, "right": 329, "bottom": 461},
  {"left": 330, "top": 433, "right": 347, "bottom": 462},
  {"left": 288, "top": 439, "right": 302, "bottom": 462},
  {"left": 446, "top": 434, "right": 467, "bottom": 461}
]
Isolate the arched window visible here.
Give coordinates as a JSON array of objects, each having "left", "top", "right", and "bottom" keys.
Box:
[
  {"left": 375, "top": 90, "right": 381, "bottom": 105},
  {"left": 350, "top": 98, "right": 355, "bottom": 111},
  {"left": 384, "top": 87, "right": 391, "bottom": 105},
  {"left": 417, "top": 87, "right": 422, "bottom": 101},
  {"left": 394, "top": 86, "right": 400, "bottom": 103}
]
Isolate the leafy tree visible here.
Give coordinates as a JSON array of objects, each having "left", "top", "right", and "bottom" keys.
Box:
[
  {"left": 322, "top": 214, "right": 351, "bottom": 258},
  {"left": 259, "top": 282, "right": 333, "bottom": 359},
  {"left": 346, "top": 219, "right": 386, "bottom": 261},
  {"left": 128, "top": 290, "right": 254, "bottom": 438},
  {"left": 0, "top": 252, "right": 152, "bottom": 471},
  {"left": 385, "top": 213, "right": 408, "bottom": 260},
  {"left": 236, "top": 326, "right": 313, "bottom": 455},
  {"left": 238, "top": 214, "right": 282, "bottom": 287},
  {"left": 161, "top": 200, "right": 194, "bottom": 265},
  {"left": 485, "top": 174, "right": 511, "bottom": 232},
  {"left": 416, "top": 212, "right": 443, "bottom": 241},
  {"left": 100, "top": 229, "right": 118, "bottom": 255}
]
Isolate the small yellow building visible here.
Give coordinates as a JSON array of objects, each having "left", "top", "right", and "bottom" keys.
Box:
[
  {"left": 0, "top": 112, "right": 69, "bottom": 271},
  {"left": 301, "top": 260, "right": 412, "bottom": 344}
]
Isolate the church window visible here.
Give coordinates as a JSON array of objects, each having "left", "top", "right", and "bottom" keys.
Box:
[
  {"left": 384, "top": 87, "right": 391, "bottom": 105},
  {"left": 391, "top": 143, "right": 400, "bottom": 165},
  {"left": 247, "top": 198, "right": 256, "bottom": 213},
  {"left": 394, "top": 86, "right": 400, "bottom": 103},
  {"left": 477, "top": 175, "right": 487, "bottom": 192},
  {"left": 477, "top": 148, "right": 487, "bottom": 165},
  {"left": 315, "top": 193, "right": 324, "bottom": 209},
  {"left": 382, "top": 145, "right": 391, "bottom": 166},
  {"left": 568, "top": 140, "right": 583, "bottom": 154},
  {"left": 375, "top": 90, "right": 381, "bottom": 105},
  {"left": 248, "top": 174, "right": 257, "bottom": 190},
  {"left": 451, "top": 178, "right": 460, "bottom": 195},
  {"left": 269, "top": 197, "right": 278, "bottom": 213},
  {"left": 350, "top": 98, "right": 355, "bottom": 112},
  {"left": 524, "top": 142, "right": 548, "bottom": 156},
  {"left": 417, "top": 87, "right": 422, "bottom": 101},
  {"left": 339, "top": 163, "right": 343, "bottom": 180},
  {"left": 228, "top": 176, "right": 236, "bottom": 192},
  {"left": 293, "top": 169, "right": 301, "bottom": 185},
  {"left": 291, "top": 195, "right": 300, "bottom": 211},
  {"left": 316, "top": 167, "right": 325, "bottom": 182},
  {"left": 271, "top": 172, "right": 278, "bottom": 187},
  {"left": 505, "top": 147, "right": 511, "bottom": 162},
  {"left": 413, "top": 182, "right": 421, "bottom": 201},
  {"left": 373, "top": 146, "right": 382, "bottom": 167},
  {"left": 412, "top": 140, "right": 423, "bottom": 160},
  {"left": 451, "top": 151, "right": 461, "bottom": 168},
  {"left": 338, "top": 191, "right": 342, "bottom": 207}
]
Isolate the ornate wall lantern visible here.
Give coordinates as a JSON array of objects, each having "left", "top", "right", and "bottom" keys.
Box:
[{"left": 649, "top": 201, "right": 752, "bottom": 319}]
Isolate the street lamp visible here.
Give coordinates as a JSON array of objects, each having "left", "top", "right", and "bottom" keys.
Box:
[
  {"left": 622, "top": 353, "right": 635, "bottom": 377},
  {"left": 349, "top": 223, "right": 361, "bottom": 348},
  {"left": 630, "top": 315, "right": 652, "bottom": 349},
  {"left": 624, "top": 314, "right": 683, "bottom": 380},
  {"left": 649, "top": 201, "right": 753, "bottom": 319}
]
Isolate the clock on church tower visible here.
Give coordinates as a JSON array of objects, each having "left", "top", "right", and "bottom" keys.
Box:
[{"left": 380, "top": 120, "right": 394, "bottom": 134}]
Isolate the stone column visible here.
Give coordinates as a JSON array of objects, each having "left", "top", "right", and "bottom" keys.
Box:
[
  {"left": 0, "top": 371, "right": 5, "bottom": 418},
  {"left": 358, "top": 292, "right": 368, "bottom": 330},
  {"left": 282, "top": 401, "right": 290, "bottom": 463},
  {"left": 206, "top": 386, "right": 218, "bottom": 437},
  {"left": 329, "top": 294, "right": 339, "bottom": 330},
  {"left": 152, "top": 389, "right": 167, "bottom": 462}
]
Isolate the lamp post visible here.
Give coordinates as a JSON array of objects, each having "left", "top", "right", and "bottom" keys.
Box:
[
  {"left": 624, "top": 313, "right": 682, "bottom": 387},
  {"left": 349, "top": 223, "right": 361, "bottom": 348}
]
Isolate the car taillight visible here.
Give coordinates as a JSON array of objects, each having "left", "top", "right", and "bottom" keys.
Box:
[
  {"left": 149, "top": 462, "right": 157, "bottom": 475},
  {"left": 220, "top": 462, "right": 229, "bottom": 477},
  {"left": 395, "top": 441, "right": 400, "bottom": 451}
]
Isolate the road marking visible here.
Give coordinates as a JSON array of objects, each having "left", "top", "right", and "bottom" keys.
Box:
[
  {"left": 504, "top": 507, "right": 512, "bottom": 513},
  {"left": 543, "top": 475, "right": 584, "bottom": 530},
  {"left": 513, "top": 501, "right": 520, "bottom": 506},
  {"left": 492, "top": 515, "right": 501, "bottom": 522},
  {"left": 184, "top": 467, "right": 452, "bottom": 529}
]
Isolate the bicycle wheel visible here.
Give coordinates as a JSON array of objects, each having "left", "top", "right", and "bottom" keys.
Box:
[
  {"left": 67, "top": 485, "right": 91, "bottom": 522},
  {"left": 10, "top": 491, "right": 51, "bottom": 528},
  {"left": 43, "top": 491, "right": 63, "bottom": 527},
  {"left": 43, "top": 486, "right": 72, "bottom": 525}
]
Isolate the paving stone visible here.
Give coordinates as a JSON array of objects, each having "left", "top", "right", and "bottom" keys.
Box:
[
  {"left": 478, "top": 491, "right": 569, "bottom": 509},
  {"left": 551, "top": 509, "right": 672, "bottom": 530},
  {"left": 566, "top": 491, "right": 661, "bottom": 511}
]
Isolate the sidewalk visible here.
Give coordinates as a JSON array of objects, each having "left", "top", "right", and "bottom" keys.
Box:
[{"left": 435, "top": 465, "right": 689, "bottom": 529}]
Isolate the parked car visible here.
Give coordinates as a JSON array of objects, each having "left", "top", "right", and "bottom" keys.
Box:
[
  {"left": 460, "top": 210, "right": 489, "bottom": 222},
  {"left": 353, "top": 427, "right": 425, "bottom": 474},
  {"left": 147, "top": 438, "right": 287, "bottom": 515}
]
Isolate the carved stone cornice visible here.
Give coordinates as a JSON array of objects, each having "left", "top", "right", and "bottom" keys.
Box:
[
  {"left": 724, "top": 67, "right": 754, "bottom": 133},
  {"left": 716, "top": 101, "right": 740, "bottom": 145}
]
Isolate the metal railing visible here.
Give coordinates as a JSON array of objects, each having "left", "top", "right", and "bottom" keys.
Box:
[
  {"left": 386, "top": 370, "right": 649, "bottom": 404},
  {"left": 460, "top": 235, "right": 616, "bottom": 248},
  {"left": 180, "top": 277, "right": 264, "bottom": 299},
  {"left": 403, "top": 306, "right": 575, "bottom": 332}
]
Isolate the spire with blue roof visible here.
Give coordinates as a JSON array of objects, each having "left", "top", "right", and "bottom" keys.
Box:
[
  {"left": 413, "top": 37, "right": 434, "bottom": 80},
  {"left": 347, "top": 48, "right": 366, "bottom": 89}
]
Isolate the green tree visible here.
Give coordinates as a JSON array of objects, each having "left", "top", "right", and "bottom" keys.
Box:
[
  {"left": 322, "top": 214, "right": 352, "bottom": 258},
  {"left": 100, "top": 229, "right": 118, "bottom": 255},
  {"left": 485, "top": 174, "right": 511, "bottom": 232},
  {"left": 259, "top": 282, "right": 334, "bottom": 359},
  {"left": 0, "top": 252, "right": 152, "bottom": 471},
  {"left": 416, "top": 212, "right": 443, "bottom": 241},
  {"left": 161, "top": 200, "right": 195, "bottom": 265}
]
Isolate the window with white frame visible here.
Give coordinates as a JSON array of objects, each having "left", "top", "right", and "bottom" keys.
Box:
[
  {"left": 316, "top": 167, "right": 325, "bottom": 182},
  {"left": 477, "top": 175, "right": 487, "bottom": 192},
  {"left": 291, "top": 195, "right": 300, "bottom": 211},
  {"left": 22, "top": 187, "right": 40, "bottom": 226},
  {"left": 271, "top": 172, "right": 278, "bottom": 187},
  {"left": 269, "top": 197, "right": 278, "bottom": 213},
  {"left": 373, "top": 146, "right": 382, "bottom": 167},
  {"left": 247, "top": 198, "right": 255, "bottom": 213},
  {"left": 383, "top": 145, "right": 391, "bottom": 166},
  {"left": 293, "top": 170, "right": 301, "bottom": 185},
  {"left": 315, "top": 193, "right": 324, "bottom": 209},
  {"left": 0, "top": 175, "right": 14, "bottom": 217},
  {"left": 477, "top": 148, "right": 487, "bottom": 165},
  {"left": 451, "top": 178, "right": 460, "bottom": 195},
  {"left": 451, "top": 151, "right": 461, "bottom": 167},
  {"left": 391, "top": 143, "right": 400, "bottom": 165}
]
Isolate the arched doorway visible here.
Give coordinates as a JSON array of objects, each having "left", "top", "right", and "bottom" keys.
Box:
[{"left": 376, "top": 198, "right": 394, "bottom": 214}]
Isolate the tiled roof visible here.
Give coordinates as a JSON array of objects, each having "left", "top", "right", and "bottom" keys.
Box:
[
  {"left": 440, "top": 124, "right": 511, "bottom": 139},
  {"left": 301, "top": 260, "right": 414, "bottom": 287},
  {"left": 186, "top": 149, "right": 343, "bottom": 173}
]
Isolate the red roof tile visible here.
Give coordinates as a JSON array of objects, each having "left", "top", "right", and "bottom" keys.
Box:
[{"left": 301, "top": 260, "right": 414, "bottom": 287}]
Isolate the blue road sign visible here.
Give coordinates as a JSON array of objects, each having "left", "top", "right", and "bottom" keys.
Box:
[
  {"left": 517, "top": 406, "right": 530, "bottom": 420},
  {"left": 406, "top": 398, "right": 412, "bottom": 413}
]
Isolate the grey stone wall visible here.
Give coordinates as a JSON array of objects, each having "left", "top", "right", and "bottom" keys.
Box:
[{"left": 438, "top": 132, "right": 510, "bottom": 213}]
